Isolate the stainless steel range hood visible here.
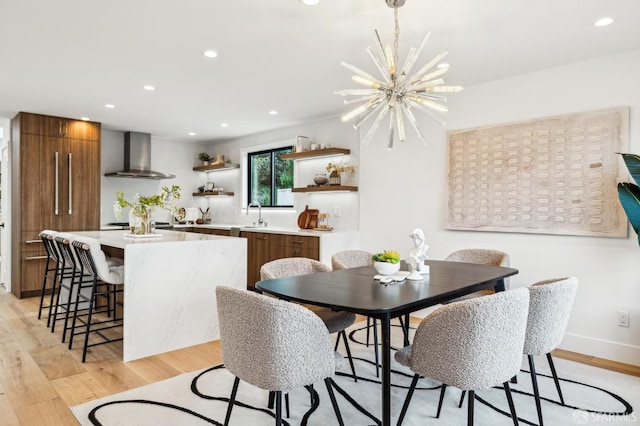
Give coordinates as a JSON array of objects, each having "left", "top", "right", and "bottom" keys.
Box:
[{"left": 105, "top": 131, "right": 175, "bottom": 179}]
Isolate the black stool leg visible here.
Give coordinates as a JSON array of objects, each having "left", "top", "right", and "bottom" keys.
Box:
[
  {"left": 546, "top": 353, "right": 565, "bottom": 404},
  {"left": 397, "top": 373, "right": 419, "bottom": 426},
  {"left": 467, "top": 390, "right": 475, "bottom": 426},
  {"left": 528, "top": 355, "right": 544, "bottom": 426},
  {"left": 504, "top": 381, "right": 519, "bottom": 426},
  {"left": 325, "top": 378, "right": 344, "bottom": 426},
  {"left": 224, "top": 376, "right": 240, "bottom": 426},
  {"left": 436, "top": 384, "right": 447, "bottom": 418}
]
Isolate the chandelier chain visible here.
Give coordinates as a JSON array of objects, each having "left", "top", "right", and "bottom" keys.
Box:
[{"left": 393, "top": 7, "right": 399, "bottom": 72}]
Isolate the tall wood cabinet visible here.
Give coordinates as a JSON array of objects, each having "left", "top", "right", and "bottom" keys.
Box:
[{"left": 11, "top": 112, "right": 101, "bottom": 298}]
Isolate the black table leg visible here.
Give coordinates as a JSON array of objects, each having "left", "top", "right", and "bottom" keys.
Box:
[
  {"left": 381, "top": 313, "right": 392, "bottom": 426},
  {"left": 494, "top": 278, "right": 506, "bottom": 292}
]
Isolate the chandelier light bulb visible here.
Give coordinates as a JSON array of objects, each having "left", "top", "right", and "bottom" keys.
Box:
[{"left": 336, "top": 2, "right": 462, "bottom": 148}]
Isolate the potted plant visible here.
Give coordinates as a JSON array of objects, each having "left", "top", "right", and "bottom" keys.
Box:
[
  {"left": 371, "top": 250, "right": 401, "bottom": 275},
  {"left": 113, "top": 185, "right": 181, "bottom": 234},
  {"left": 617, "top": 153, "right": 640, "bottom": 245},
  {"left": 198, "top": 152, "right": 211, "bottom": 165}
]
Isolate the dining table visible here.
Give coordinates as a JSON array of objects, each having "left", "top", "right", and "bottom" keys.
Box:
[{"left": 255, "top": 259, "right": 518, "bottom": 426}]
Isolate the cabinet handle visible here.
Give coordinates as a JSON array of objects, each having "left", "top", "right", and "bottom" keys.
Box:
[
  {"left": 25, "top": 255, "right": 48, "bottom": 261},
  {"left": 260, "top": 237, "right": 267, "bottom": 241},
  {"left": 25, "top": 239, "right": 43, "bottom": 244},
  {"left": 292, "top": 240, "right": 304, "bottom": 244},
  {"left": 54, "top": 152, "right": 59, "bottom": 215},
  {"left": 68, "top": 153, "right": 72, "bottom": 215}
]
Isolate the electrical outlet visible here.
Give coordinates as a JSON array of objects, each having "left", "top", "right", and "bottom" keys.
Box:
[
  {"left": 617, "top": 311, "right": 629, "bottom": 327},
  {"left": 333, "top": 206, "right": 341, "bottom": 217}
]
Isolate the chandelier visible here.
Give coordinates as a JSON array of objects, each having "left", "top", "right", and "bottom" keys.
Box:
[{"left": 335, "top": 0, "right": 462, "bottom": 149}]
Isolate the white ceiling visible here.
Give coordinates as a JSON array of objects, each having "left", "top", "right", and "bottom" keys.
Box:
[{"left": 1, "top": 0, "right": 639, "bottom": 142}]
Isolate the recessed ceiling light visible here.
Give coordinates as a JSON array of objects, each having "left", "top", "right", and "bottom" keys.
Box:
[
  {"left": 594, "top": 16, "right": 613, "bottom": 27},
  {"left": 300, "top": 0, "right": 319, "bottom": 5},
  {"left": 221, "top": 123, "right": 229, "bottom": 127},
  {"left": 269, "top": 110, "right": 278, "bottom": 115},
  {"left": 203, "top": 50, "right": 218, "bottom": 58},
  {"left": 80, "top": 117, "right": 91, "bottom": 121},
  {"left": 143, "top": 85, "right": 155, "bottom": 91},
  {"left": 188, "top": 132, "right": 196, "bottom": 136},
  {"left": 105, "top": 104, "right": 115, "bottom": 109}
]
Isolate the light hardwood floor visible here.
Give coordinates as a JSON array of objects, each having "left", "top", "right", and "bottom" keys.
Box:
[{"left": 0, "top": 288, "right": 638, "bottom": 426}]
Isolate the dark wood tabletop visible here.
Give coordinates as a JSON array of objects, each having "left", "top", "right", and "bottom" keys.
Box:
[{"left": 256, "top": 259, "right": 519, "bottom": 319}]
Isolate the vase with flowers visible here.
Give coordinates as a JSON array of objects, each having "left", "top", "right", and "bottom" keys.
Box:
[
  {"left": 326, "top": 159, "right": 356, "bottom": 186},
  {"left": 371, "top": 250, "right": 401, "bottom": 275},
  {"left": 113, "top": 185, "right": 181, "bottom": 235}
]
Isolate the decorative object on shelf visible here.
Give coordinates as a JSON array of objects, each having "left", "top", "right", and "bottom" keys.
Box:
[
  {"left": 314, "top": 173, "right": 329, "bottom": 185},
  {"left": 199, "top": 207, "right": 211, "bottom": 224},
  {"left": 113, "top": 185, "right": 181, "bottom": 235},
  {"left": 617, "top": 153, "right": 640, "bottom": 246},
  {"left": 205, "top": 182, "right": 215, "bottom": 191},
  {"left": 372, "top": 250, "right": 401, "bottom": 275},
  {"left": 335, "top": 0, "right": 463, "bottom": 149},
  {"left": 198, "top": 152, "right": 211, "bottom": 166},
  {"left": 295, "top": 135, "right": 310, "bottom": 152},
  {"left": 210, "top": 154, "right": 225, "bottom": 166},
  {"left": 407, "top": 228, "right": 429, "bottom": 280},
  {"left": 326, "top": 159, "right": 355, "bottom": 185},
  {"left": 198, "top": 185, "right": 205, "bottom": 193}
]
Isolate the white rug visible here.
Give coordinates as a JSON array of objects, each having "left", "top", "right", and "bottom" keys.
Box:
[{"left": 72, "top": 322, "right": 640, "bottom": 425}]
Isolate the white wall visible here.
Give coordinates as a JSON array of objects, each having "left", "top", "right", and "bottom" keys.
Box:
[
  {"left": 209, "top": 118, "right": 360, "bottom": 230},
  {"left": 100, "top": 129, "right": 208, "bottom": 225},
  {"left": 358, "top": 49, "right": 640, "bottom": 365}
]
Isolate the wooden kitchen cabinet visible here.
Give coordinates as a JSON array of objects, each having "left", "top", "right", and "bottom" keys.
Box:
[
  {"left": 11, "top": 112, "right": 101, "bottom": 298},
  {"left": 242, "top": 231, "right": 279, "bottom": 291},
  {"left": 274, "top": 234, "right": 320, "bottom": 260}
]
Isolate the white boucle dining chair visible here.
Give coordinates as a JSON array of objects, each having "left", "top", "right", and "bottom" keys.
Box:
[
  {"left": 444, "top": 248, "right": 511, "bottom": 302},
  {"left": 215, "top": 286, "right": 344, "bottom": 426},
  {"left": 260, "top": 257, "right": 358, "bottom": 382},
  {"left": 523, "top": 276, "right": 578, "bottom": 426},
  {"left": 394, "top": 287, "right": 530, "bottom": 426}
]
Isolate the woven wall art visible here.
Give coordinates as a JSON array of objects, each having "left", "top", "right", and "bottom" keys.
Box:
[{"left": 446, "top": 107, "right": 629, "bottom": 237}]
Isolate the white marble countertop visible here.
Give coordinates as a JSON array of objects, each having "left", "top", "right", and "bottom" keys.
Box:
[
  {"left": 75, "top": 229, "right": 231, "bottom": 249},
  {"left": 172, "top": 223, "right": 350, "bottom": 236}
]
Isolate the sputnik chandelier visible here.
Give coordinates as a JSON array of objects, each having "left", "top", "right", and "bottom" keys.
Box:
[{"left": 335, "top": 0, "right": 463, "bottom": 149}]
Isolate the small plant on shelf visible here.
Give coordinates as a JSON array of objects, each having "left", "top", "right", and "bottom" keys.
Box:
[
  {"left": 372, "top": 250, "right": 401, "bottom": 264},
  {"left": 326, "top": 158, "right": 356, "bottom": 174},
  {"left": 198, "top": 152, "right": 211, "bottom": 164}
]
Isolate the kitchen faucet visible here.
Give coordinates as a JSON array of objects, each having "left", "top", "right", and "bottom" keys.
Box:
[{"left": 246, "top": 201, "right": 266, "bottom": 227}]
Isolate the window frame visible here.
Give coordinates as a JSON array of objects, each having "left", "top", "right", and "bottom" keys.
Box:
[{"left": 246, "top": 145, "right": 294, "bottom": 208}]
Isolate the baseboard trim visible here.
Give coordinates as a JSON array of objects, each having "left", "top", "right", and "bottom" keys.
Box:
[{"left": 560, "top": 332, "right": 640, "bottom": 368}]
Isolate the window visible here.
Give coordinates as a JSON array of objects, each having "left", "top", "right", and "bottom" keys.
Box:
[{"left": 247, "top": 146, "right": 294, "bottom": 207}]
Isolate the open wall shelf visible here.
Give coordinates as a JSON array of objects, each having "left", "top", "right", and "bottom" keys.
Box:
[
  {"left": 281, "top": 148, "right": 350, "bottom": 160},
  {"left": 193, "top": 163, "right": 240, "bottom": 172},
  {"left": 291, "top": 186, "right": 357, "bottom": 193}
]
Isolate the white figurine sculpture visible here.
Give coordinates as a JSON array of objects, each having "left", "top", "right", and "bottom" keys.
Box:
[{"left": 407, "top": 228, "right": 429, "bottom": 280}]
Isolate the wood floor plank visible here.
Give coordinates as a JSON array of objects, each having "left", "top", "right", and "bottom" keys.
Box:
[
  {"left": 0, "top": 391, "right": 20, "bottom": 426},
  {"left": 155, "top": 341, "right": 222, "bottom": 374},
  {"left": 50, "top": 372, "right": 112, "bottom": 407},
  {"left": 13, "top": 398, "right": 80, "bottom": 426},
  {"left": 124, "top": 356, "right": 183, "bottom": 383},
  {"left": 29, "top": 345, "right": 86, "bottom": 381},
  {"left": 82, "top": 359, "right": 147, "bottom": 395}
]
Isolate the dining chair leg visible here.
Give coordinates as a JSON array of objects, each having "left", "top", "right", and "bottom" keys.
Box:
[
  {"left": 339, "top": 330, "right": 358, "bottom": 382},
  {"left": 373, "top": 320, "right": 380, "bottom": 378},
  {"left": 275, "top": 390, "right": 282, "bottom": 426},
  {"left": 325, "top": 378, "right": 345, "bottom": 426},
  {"left": 366, "top": 317, "right": 371, "bottom": 347},
  {"left": 436, "top": 384, "right": 447, "bottom": 418},
  {"left": 397, "top": 373, "right": 419, "bottom": 426},
  {"left": 546, "top": 353, "right": 565, "bottom": 404},
  {"left": 459, "top": 390, "right": 466, "bottom": 408},
  {"left": 467, "top": 390, "right": 475, "bottom": 426},
  {"left": 268, "top": 390, "right": 274, "bottom": 409},
  {"left": 285, "top": 392, "right": 290, "bottom": 418},
  {"left": 528, "top": 354, "right": 545, "bottom": 426},
  {"left": 224, "top": 376, "right": 240, "bottom": 426},
  {"left": 503, "top": 381, "right": 519, "bottom": 426}
]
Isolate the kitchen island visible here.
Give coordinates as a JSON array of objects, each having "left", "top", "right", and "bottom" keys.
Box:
[{"left": 73, "top": 230, "right": 246, "bottom": 361}]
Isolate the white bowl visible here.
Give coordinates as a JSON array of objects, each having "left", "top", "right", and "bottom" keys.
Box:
[{"left": 373, "top": 261, "right": 401, "bottom": 276}]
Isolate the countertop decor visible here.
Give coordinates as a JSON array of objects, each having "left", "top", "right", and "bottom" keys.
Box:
[{"left": 113, "top": 185, "right": 181, "bottom": 234}]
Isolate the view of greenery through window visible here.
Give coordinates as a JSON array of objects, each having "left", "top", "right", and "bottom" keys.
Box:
[{"left": 248, "top": 146, "right": 293, "bottom": 207}]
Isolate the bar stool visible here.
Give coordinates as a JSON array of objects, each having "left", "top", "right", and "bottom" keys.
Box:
[
  {"left": 68, "top": 236, "right": 124, "bottom": 362},
  {"left": 37, "top": 230, "right": 59, "bottom": 324},
  {"left": 50, "top": 233, "right": 85, "bottom": 342}
]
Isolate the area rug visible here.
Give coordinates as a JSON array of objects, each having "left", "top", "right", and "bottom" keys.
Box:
[{"left": 72, "top": 322, "right": 639, "bottom": 425}]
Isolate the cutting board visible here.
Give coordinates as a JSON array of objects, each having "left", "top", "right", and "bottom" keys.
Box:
[{"left": 297, "top": 205, "right": 319, "bottom": 229}]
